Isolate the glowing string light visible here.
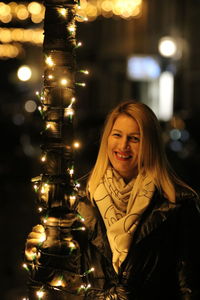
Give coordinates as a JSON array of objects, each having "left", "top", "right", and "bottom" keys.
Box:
[
  {"left": 45, "top": 56, "right": 54, "bottom": 67},
  {"left": 75, "top": 41, "right": 82, "bottom": 48},
  {"left": 22, "top": 263, "right": 29, "bottom": 272},
  {"left": 39, "top": 232, "right": 46, "bottom": 243},
  {"left": 41, "top": 183, "right": 49, "bottom": 194},
  {"left": 72, "top": 226, "right": 86, "bottom": 231},
  {"left": 76, "top": 82, "right": 86, "bottom": 87},
  {"left": 41, "top": 154, "right": 46, "bottom": 162},
  {"left": 77, "top": 213, "right": 85, "bottom": 222},
  {"left": 82, "top": 267, "right": 95, "bottom": 276},
  {"left": 33, "top": 184, "right": 39, "bottom": 192},
  {"left": 78, "top": 283, "right": 91, "bottom": 293},
  {"left": 58, "top": 8, "right": 67, "bottom": 17},
  {"left": 68, "top": 167, "right": 74, "bottom": 176},
  {"left": 48, "top": 74, "right": 54, "bottom": 80},
  {"left": 73, "top": 141, "right": 80, "bottom": 148},
  {"left": 68, "top": 24, "right": 76, "bottom": 33},
  {"left": 46, "top": 123, "right": 51, "bottom": 130},
  {"left": 60, "top": 78, "right": 68, "bottom": 86},
  {"left": 36, "top": 290, "right": 45, "bottom": 299},
  {"left": 79, "top": 69, "right": 89, "bottom": 75}
]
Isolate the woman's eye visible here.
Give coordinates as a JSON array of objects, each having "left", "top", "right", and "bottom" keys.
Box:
[
  {"left": 129, "top": 136, "right": 140, "bottom": 142},
  {"left": 112, "top": 133, "right": 121, "bottom": 137}
]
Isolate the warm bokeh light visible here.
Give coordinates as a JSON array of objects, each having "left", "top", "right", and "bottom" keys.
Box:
[
  {"left": 16, "top": 4, "right": 29, "bottom": 20},
  {"left": 24, "top": 100, "right": 37, "bottom": 113},
  {"left": 0, "top": 43, "right": 22, "bottom": 58},
  {"left": 17, "top": 65, "right": 32, "bottom": 81},
  {"left": 0, "top": 1, "right": 142, "bottom": 24},
  {"left": 158, "top": 36, "right": 177, "bottom": 57},
  {"left": 0, "top": 27, "right": 44, "bottom": 45},
  {"left": 28, "top": 2, "right": 42, "bottom": 15}
]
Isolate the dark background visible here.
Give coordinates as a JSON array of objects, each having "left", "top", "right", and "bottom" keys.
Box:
[{"left": 1, "top": 0, "right": 200, "bottom": 299}]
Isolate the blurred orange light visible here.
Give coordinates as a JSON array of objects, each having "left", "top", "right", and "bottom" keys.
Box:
[
  {"left": 16, "top": 5, "right": 29, "bottom": 20},
  {"left": 28, "top": 2, "right": 42, "bottom": 14}
]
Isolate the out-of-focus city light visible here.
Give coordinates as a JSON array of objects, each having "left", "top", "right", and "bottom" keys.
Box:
[
  {"left": 0, "top": 2, "right": 45, "bottom": 24},
  {"left": 170, "top": 129, "right": 181, "bottom": 140},
  {"left": 28, "top": 2, "right": 42, "bottom": 15},
  {"left": 0, "top": 28, "right": 44, "bottom": 45},
  {"left": 158, "top": 36, "right": 177, "bottom": 57},
  {"left": 0, "top": 1, "right": 142, "bottom": 23},
  {"left": 17, "top": 65, "right": 32, "bottom": 81},
  {"left": 127, "top": 55, "right": 161, "bottom": 80},
  {"left": 24, "top": 100, "right": 37, "bottom": 112},
  {"left": 12, "top": 113, "right": 25, "bottom": 125},
  {"left": 0, "top": 43, "right": 22, "bottom": 58},
  {"left": 158, "top": 71, "right": 174, "bottom": 121}
]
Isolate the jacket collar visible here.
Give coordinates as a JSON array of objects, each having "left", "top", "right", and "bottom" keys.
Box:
[
  {"left": 133, "top": 187, "right": 196, "bottom": 245},
  {"left": 133, "top": 190, "right": 177, "bottom": 244},
  {"left": 82, "top": 188, "right": 196, "bottom": 260}
]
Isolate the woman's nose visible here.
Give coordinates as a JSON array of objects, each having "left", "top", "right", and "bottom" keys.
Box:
[{"left": 119, "top": 137, "right": 129, "bottom": 150}]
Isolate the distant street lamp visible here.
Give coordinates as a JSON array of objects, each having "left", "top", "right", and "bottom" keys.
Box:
[
  {"left": 158, "top": 36, "right": 178, "bottom": 58},
  {"left": 17, "top": 65, "right": 32, "bottom": 81}
]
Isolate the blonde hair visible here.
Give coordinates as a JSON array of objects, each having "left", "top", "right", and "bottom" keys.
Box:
[{"left": 87, "top": 101, "right": 193, "bottom": 203}]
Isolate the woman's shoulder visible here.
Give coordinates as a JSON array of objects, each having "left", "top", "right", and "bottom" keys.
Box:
[{"left": 175, "top": 185, "right": 200, "bottom": 214}]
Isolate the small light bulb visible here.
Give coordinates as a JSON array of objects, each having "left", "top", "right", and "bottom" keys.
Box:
[
  {"left": 36, "top": 91, "right": 40, "bottom": 96},
  {"left": 36, "top": 290, "right": 44, "bottom": 299},
  {"left": 60, "top": 78, "right": 68, "bottom": 86},
  {"left": 45, "top": 56, "right": 54, "bottom": 67},
  {"left": 48, "top": 74, "right": 54, "bottom": 80},
  {"left": 65, "top": 107, "right": 74, "bottom": 117},
  {"left": 69, "top": 168, "right": 74, "bottom": 176},
  {"left": 68, "top": 24, "right": 76, "bottom": 33},
  {"left": 76, "top": 82, "right": 86, "bottom": 87},
  {"left": 58, "top": 8, "right": 67, "bottom": 17},
  {"left": 22, "top": 263, "right": 29, "bottom": 271},
  {"left": 56, "top": 279, "right": 63, "bottom": 286},
  {"left": 41, "top": 155, "right": 46, "bottom": 162},
  {"left": 86, "top": 284, "right": 91, "bottom": 289},
  {"left": 73, "top": 141, "right": 80, "bottom": 148},
  {"left": 46, "top": 123, "right": 51, "bottom": 129},
  {"left": 38, "top": 207, "right": 43, "bottom": 212},
  {"left": 34, "top": 184, "right": 38, "bottom": 190},
  {"left": 71, "top": 97, "right": 76, "bottom": 103},
  {"left": 38, "top": 106, "right": 42, "bottom": 111},
  {"left": 80, "top": 69, "right": 89, "bottom": 75},
  {"left": 69, "top": 241, "right": 76, "bottom": 248},
  {"left": 39, "top": 233, "right": 46, "bottom": 243},
  {"left": 77, "top": 41, "right": 82, "bottom": 47}
]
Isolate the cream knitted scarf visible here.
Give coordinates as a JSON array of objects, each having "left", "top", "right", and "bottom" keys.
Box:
[{"left": 94, "top": 167, "right": 155, "bottom": 273}]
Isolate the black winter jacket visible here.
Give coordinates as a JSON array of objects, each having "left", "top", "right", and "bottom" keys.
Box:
[{"left": 77, "top": 188, "right": 200, "bottom": 300}]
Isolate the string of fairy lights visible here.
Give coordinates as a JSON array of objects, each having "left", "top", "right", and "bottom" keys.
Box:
[{"left": 21, "top": 1, "right": 95, "bottom": 299}]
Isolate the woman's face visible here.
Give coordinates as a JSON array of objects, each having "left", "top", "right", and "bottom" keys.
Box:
[{"left": 107, "top": 114, "right": 140, "bottom": 181}]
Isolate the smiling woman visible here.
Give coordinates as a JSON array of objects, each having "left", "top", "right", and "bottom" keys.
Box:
[{"left": 26, "top": 101, "right": 200, "bottom": 299}]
